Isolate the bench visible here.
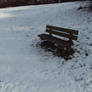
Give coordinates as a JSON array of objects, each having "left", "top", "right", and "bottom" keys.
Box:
[{"left": 38, "top": 25, "right": 78, "bottom": 51}]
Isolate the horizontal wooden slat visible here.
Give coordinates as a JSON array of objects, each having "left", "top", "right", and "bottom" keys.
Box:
[
  {"left": 46, "top": 29, "right": 78, "bottom": 40},
  {"left": 46, "top": 25, "right": 78, "bottom": 35}
]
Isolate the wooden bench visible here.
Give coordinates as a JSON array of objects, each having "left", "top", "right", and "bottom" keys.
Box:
[{"left": 38, "top": 25, "right": 78, "bottom": 51}]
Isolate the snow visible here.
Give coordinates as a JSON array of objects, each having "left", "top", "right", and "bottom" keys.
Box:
[{"left": 0, "top": 2, "right": 92, "bottom": 92}]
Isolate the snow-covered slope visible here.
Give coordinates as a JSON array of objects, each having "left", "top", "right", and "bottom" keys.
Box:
[{"left": 0, "top": 2, "right": 92, "bottom": 92}]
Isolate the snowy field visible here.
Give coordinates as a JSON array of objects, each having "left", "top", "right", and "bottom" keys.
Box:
[{"left": 0, "top": 2, "right": 92, "bottom": 92}]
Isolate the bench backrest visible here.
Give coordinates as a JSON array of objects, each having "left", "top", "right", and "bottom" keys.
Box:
[{"left": 46, "top": 25, "right": 78, "bottom": 41}]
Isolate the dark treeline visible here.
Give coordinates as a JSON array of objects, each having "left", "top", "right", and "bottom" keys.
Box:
[{"left": 0, "top": 0, "right": 88, "bottom": 8}]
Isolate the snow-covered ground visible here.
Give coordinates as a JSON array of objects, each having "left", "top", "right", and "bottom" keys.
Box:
[{"left": 0, "top": 2, "right": 92, "bottom": 92}]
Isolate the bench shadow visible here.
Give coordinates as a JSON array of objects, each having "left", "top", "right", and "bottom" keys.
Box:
[{"left": 37, "top": 41, "right": 75, "bottom": 60}]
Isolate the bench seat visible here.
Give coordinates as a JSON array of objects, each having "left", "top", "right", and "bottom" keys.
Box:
[{"left": 38, "top": 34, "right": 71, "bottom": 48}]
